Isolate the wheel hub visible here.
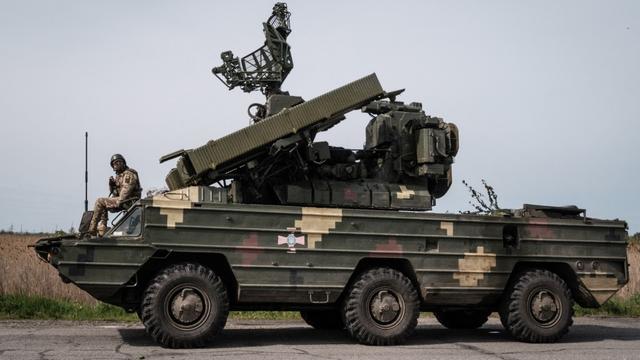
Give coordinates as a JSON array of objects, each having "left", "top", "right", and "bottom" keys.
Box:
[
  {"left": 370, "top": 290, "right": 401, "bottom": 324},
  {"left": 530, "top": 290, "right": 560, "bottom": 324},
  {"left": 170, "top": 288, "right": 205, "bottom": 325}
]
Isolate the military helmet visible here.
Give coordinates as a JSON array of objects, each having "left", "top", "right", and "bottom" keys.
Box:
[{"left": 110, "top": 154, "right": 126, "bottom": 166}]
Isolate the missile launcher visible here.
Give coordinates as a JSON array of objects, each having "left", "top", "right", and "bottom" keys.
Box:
[{"left": 161, "top": 5, "right": 458, "bottom": 211}]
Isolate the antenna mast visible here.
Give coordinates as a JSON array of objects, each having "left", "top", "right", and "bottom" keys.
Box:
[{"left": 84, "top": 132, "right": 88, "bottom": 212}]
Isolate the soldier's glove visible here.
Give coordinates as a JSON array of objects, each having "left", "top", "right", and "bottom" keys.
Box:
[{"left": 108, "top": 176, "right": 117, "bottom": 194}]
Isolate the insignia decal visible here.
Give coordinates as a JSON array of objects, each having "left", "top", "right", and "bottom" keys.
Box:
[{"left": 278, "top": 233, "right": 305, "bottom": 248}]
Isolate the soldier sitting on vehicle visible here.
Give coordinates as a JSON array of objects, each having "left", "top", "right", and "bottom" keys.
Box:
[{"left": 87, "top": 154, "right": 142, "bottom": 236}]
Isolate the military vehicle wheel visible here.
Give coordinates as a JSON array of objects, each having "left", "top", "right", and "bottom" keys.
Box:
[
  {"left": 300, "top": 309, "right": 344, "bottom": 329},
  {"left": 500, "top": 269, "right": 573, "bottom": 343},
  {"left": 498, "top": 304, "right": 509, "bottom": 329},
  {"left": 140, "top": 263, "right": 229, "bottom": 348},
  {"left": 343, "top": 268, "right": 419, "bottom": 345},
  {"left": 434, "top": 309, "right": 491, "bottom": 329}
]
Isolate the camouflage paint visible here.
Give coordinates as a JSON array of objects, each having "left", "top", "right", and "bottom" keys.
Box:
[
  {"left": 35, "top": 191, "right": 628, "bottom": 310},
  {"left": 452, "top": 246, "right": 497, "bottom": 286},
  {"left": 294, "top": 207, "right": 343, "bottom": 249}
]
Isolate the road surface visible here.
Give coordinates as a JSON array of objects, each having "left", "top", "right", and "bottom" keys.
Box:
[{"left": 1, "top": 317, "right": 639, "bottom": 360}]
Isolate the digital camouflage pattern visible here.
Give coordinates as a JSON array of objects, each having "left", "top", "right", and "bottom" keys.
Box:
[
  {"left": 88, "top": 168, "right": 141, "bottom": 234},
  {"left": 36, "top": 186, "right": 628, "bottom": 311},
  {"left": 114, "top": 168, "right": 142, "bottom": 202}
]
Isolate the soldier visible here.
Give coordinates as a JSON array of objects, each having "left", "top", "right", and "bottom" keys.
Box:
[{"left": 87, "top": 154, "right": 142, "bottom": 236}]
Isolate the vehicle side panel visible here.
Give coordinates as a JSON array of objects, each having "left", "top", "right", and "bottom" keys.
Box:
[{"left": 142, "top": 202, "right": 627, "bottom": 307}]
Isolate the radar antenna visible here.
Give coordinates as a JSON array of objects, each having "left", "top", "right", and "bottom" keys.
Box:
[{"left": 212, "top": 2, "right": 293, "bottom": 97}]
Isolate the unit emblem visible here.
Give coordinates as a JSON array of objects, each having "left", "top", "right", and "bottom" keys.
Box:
[{"left": 278, "top": 233, "right": 305, "bottom": 248}]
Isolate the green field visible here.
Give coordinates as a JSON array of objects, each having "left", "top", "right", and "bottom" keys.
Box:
[{"left": 573, "top": 293, "right": 640, "bottom": 317}]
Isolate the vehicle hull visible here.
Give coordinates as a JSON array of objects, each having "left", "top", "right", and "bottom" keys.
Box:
[{"left": 35, "top": 200, "right": 628, "bottom": 312}]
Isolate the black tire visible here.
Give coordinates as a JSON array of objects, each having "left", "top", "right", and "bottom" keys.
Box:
[
  {"left": 434, "top": 309, "right": 491, "bottom": 329},
  {"left": 499, "top": 269, "right": 573, "bottom": 343},
  {"left": 300, "top": 309, "right": 344, "bottom": 329},
  {"left": 140, "top": 263, "right": 229, "bottom": 348},
  {"left": 342, "top": 267, "right": 419, "bottom": 345},
  {"left": 135, "top": 308, "right": 143, "bottom": 323},
  {"left": 498, "top": 302, "right": 509, "bottom": 329}
]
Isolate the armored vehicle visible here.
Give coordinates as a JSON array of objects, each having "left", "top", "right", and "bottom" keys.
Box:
[
  {"left": 35, "top": 195, "right": 628, "bottom": 348},
  {"left": 34, "top": 2, "right": 628, "bottom": 349}
]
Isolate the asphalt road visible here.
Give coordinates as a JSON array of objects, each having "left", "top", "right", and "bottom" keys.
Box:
[{"left": 1, "top": 317, "right": 639, "bottom": 360}]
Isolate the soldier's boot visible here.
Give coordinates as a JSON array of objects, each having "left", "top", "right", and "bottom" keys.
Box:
[
  {"left": 97, "top": 221, "right": 107, "bottom": 237},
  {"left": 86, "top": 216, "right": 99, "bottom": 236}
]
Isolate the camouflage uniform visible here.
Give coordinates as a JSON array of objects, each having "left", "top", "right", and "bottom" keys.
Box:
[{"left": 88, "top": 168, "right": 142, "bottom": 234}]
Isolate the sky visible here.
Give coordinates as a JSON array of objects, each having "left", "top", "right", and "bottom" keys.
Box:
[{"left": 0, "top": 0, "right": 638, "bottom": 234}]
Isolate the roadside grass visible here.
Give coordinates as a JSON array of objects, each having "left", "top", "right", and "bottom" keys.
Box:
[
  {"left": 0, "top": 294, "right": 137, "bottom": 321},
  {"left": 0, "top": 294, "right": 301, "bottom": 321},
  {"left": 2, "top": 294, "right": 639, "bottom": 321},
  {"left": 575, "top": 293, "right": 640, "bottom": 317}
]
